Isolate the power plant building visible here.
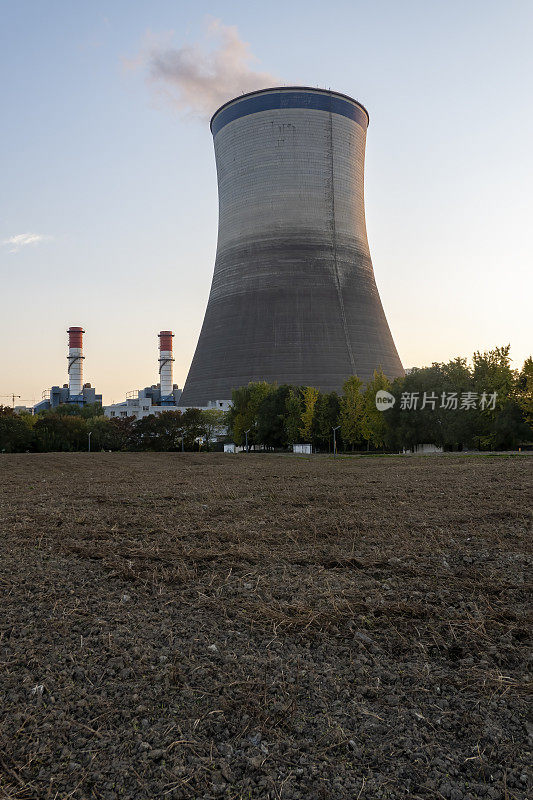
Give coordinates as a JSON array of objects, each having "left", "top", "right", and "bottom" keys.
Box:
[
  {"left": 104, "top": 331, "right": 183, "bottom": 420},
  {"left": 34, "top": 327, "right": 102, "bottom": 412},
  {"left": 180, "top": 87, "right": 403, "bottom": 407},
  {"left": 103, "top": 331, "right": 231, "bottom": 420}
]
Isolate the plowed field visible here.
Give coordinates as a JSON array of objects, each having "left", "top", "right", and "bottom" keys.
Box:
[{"left": 0, "top": 453, "right": 531, "bottom": 799}]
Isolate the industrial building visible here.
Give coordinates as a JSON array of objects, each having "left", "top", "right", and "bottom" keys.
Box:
[
  {"left": 104, "top": 331, "right": 182, "bottom": 420},
  {"left": 34, "top": 327, "right": 102, "bottom": 412},
  {"left": 14, "top": 406, "right": 34, "bottom": 415},
  {"left": 180, "top": 86, "right": 404, "bottom": 407},
  {"left": 104, "top": 395, "right": 229, "bottom": 421},
  {"left": 103, "top": 331, "right": 230, "bottom": 421}
]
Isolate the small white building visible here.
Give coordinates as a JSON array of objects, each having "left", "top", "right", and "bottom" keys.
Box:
[
  {"left": 293, "top": 443, "right": 312, "bottom": 454},
  {"left": 403, "top": 443, "right": 443, "bottom": 455}
]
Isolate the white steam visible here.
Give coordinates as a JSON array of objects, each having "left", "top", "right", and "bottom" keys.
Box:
[{"left": 127, "top": 18, "right": 280, "bottom": 120}]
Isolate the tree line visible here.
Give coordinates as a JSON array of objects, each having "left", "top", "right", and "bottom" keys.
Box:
[
  {"left": 0, "top": 405, "right": 225, "bottom": 453},
  {"left": 227, "top": 346, "right": 532, "bottom": 452},
  {"left": 1, "top": 346, "right": 531, "bottom": 453}
]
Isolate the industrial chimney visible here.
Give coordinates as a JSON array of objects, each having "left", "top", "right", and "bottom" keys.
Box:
[
  {"left": 67, "top": 326, "right": 84, "bottom": 397},
  {"left": 158, "top": 330, "right": 175, "bottom": 401},
  {"left": 180, "top": 87, "right": 404, "bottom": 406}
]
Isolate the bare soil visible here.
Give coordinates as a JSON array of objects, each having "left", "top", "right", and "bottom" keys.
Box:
[{"left": 0, "top": 453, "right": 531, "bottom": 800}]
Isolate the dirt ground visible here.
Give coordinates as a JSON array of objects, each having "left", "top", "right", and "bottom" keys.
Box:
[{"left": 0, "top": 452, "right": 531, "bottom": 800}]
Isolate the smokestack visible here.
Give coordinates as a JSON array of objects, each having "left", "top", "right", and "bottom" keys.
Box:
[
  {"left": 180, "top": 87, "right": 404, "bottom": 406},
  {"left": 158, "top": 331, "right": 175, "bottom": 399},
  {"left": 67, "top": 327, "right": 84, "bottom": 397}
]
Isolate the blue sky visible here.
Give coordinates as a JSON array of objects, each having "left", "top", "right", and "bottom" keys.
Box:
[{"left": 1, "top": 0, "right": 531, "bottom": 405}]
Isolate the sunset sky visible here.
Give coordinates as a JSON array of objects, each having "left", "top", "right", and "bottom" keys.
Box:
[{"left": 1, "top": 0, "right": 532, "bottom": 406}]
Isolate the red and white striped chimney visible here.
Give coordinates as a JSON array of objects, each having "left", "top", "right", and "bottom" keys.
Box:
[
  {"left": 158, "top": 331, "right": 174, "bottom": 399},
  {"left": 67, "top": 327, "right": 84, "bottom": 396}
]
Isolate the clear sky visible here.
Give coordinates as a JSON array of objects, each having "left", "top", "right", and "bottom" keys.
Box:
[{"left": 1, "top": 0, "right": 531, "bottom": 406}]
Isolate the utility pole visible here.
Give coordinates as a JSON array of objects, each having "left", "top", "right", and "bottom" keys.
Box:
[
  {"left": 88, "top": 431, "right": 92, "bottom": 452},
  {"left": 332, "top": 426, "right": 340, "bottom": 458},
  {"left": 245, "top": 429, "right": 251, "bottom": 453}
]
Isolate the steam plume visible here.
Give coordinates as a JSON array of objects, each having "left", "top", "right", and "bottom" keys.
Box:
[{"left": 127, "top": 18, "right": 280, "bottom": 119}]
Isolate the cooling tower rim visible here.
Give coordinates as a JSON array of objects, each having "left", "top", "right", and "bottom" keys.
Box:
[{"left": 210, "top": 86, "right": 370, "bottom": 134}]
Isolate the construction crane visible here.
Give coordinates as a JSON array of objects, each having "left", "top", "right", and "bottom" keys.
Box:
[{"left": 1, "top": 394, "right": 21, "bottom": 408}]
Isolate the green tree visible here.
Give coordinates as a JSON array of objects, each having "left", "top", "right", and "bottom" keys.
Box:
[
  {"left": 361, "top": 369, "right": 391, "bottom": 449},
  {"left": 515, "top": 356, "right": 533, "bottom": 432},
  {"left": 386, "top": 348, "right": 526, "bottom": 452},
  {"left": 340, "top": 375, "right": 364, "bottom": 449},
  {"left": 285, "top": 388, "right": 303, "bottom": 445},
  {"left": 472, "top": 345, "right": 515, "bottom": 397},
  {"left": 227, "top": 382, "right": 273, "bottom": 446},
  {"left": 181, "top": 408, "right": 205, "bottom": 450},
  {"left": 491, "top": 400, "right": 531, "bottom": 450},
  {"left": 33, "top": 414, "right": 88, "bottom": 451},
  {"left": 86, "top": 416, "right": 115, "bottom": 451},
  {"left": 107, "top": 416, "right": 137, "bottom": 450},
  {"left": 200, "top": 409, "right": 225, "bottom": 450},
  {"left": 132, "top": 415, "right": 162, "bottom": 450},
  {"left": 438, "top": 358, "right": 475, "bottom": 449},
  {"left": 49, "top": 402, "right": 104, "bottom": 420},
  {"left": 0, "top": 407, "right": 34, "bottom": 452},
  {"left": 388, "top": 362, "right": 473, "bottom": 451},
  {"left": 471, "top": 345, "right": 517, "bottom": 449},
  {"left": 86, "top": 416, "right": 137, "bottom": 451},
  {"left": 152, "top": 411, "right": 185, "bottom": 451},
  {"left": 312, "top": 392, "right": 341, "bottom": 451},
  {"left": 299, "top": 387, "right": 319, "bottom": 442},
  {"left": 256, "top": 385, "right": 292, "bottom": 448}
]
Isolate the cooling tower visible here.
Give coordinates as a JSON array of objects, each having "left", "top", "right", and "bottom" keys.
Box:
[{"left": 180, "top": 87, "right": 403, "bottom": 406}]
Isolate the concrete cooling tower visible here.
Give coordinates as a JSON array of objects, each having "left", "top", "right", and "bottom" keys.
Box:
[{"left": 180, "top": 86, "right": 404, "bottom": 406}]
